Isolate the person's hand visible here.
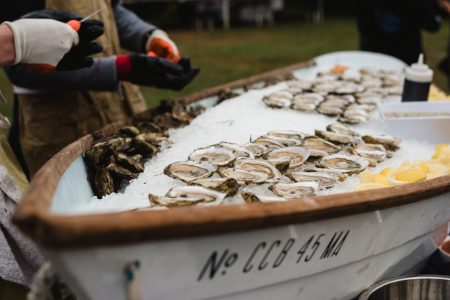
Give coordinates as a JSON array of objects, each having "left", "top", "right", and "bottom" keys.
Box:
[
  {"left": 21, "top": 10, "right": 104, "bottom": 71},
  {"left": 146, "top": 29, "right": 180, "bottom": 64},
  {"left": 3, "top": 19, "right": 78, "bottom": 71},
  {"left": 116, "top": 54, "right": 200, "bottom": 91}
]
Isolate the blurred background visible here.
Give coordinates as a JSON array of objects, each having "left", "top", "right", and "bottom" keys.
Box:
[{"left": 0, "top": 0, "right": 448, "bottom": 119}]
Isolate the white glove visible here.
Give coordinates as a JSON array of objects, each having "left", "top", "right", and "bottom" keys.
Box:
[
  {"left": 146, "top": 29, "right": 180, "bottom": 63},
  {"left": 3, "top": 19, "right": 79, "bottom": 66}
]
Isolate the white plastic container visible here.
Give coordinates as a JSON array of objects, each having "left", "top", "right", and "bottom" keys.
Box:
[{"left": 379, "top": 102, "right": 450, "bottom": 144}]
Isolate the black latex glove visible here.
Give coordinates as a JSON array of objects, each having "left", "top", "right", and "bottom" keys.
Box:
[
  {"left": 128, "top": 55, "right": 200, "bottom": 91},
  {"left": 22, "top": 10, "right": 104, "bottom": 71}
]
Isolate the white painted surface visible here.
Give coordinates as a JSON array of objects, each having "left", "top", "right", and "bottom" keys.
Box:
[{"left": 45, "top": 193, "right": 450, "bottom": 300}]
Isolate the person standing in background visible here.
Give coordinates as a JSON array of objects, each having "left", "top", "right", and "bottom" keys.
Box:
[
  {"left": 355, "top": 0, "right": 441, "bottom": 65},
  {"left": 5, "top": 0, "right": 199, "bottom": 177},
  {"left": 437, "top": 0, "right": 450, "bottom": 89}
]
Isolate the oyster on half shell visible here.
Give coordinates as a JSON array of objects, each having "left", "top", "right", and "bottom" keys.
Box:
[
  {"left": 269, "top": 182, "right": 319, "bottom": 198},
  {"left": 348, "top": 143, "right": 387, "bottom": 165},
  {"left": 303, "top": 136, "right": 341, "bottom": 157},
  {"left": 218, "top": 167, "right": 269, "bottom": 184},
  {"left": 326, "top": 123, "right": 361, "bottom": 139},
  {"left": 217, "top": 142, "right": 255, "bottom": 159},
  {"left": 192, "top": 177, "right": 240, "bottom": 197},
  {"left": 241, "top": 190, "right": 288, "bottom": 203},
  {"left": 289, "top": 171, "right": 340, "bottom": 189},
  {"left": 189, "top": 146, "right": 236, "bottom": 166},
  {"left": 149, "top": 186, "right": 225, "bottom": 207},
  {"left": 164, "top": 161, "right": 215, "bottom": 183},
  {"left": 263, "top": 91, "right": 293, "bottom": 108},
  {"left": 265, "top": 146, "right": 310, "bottom": 169},
  {"left": 266, "top": 130, "right": 305, "bottom": 141},
  {"left": 318, "top": 154, "right": 369, "bottom": 175},
  {"left": 258, "top": 135, "right": 301, "bottom": 147},
  {"left": 362, "top": 134, "right": 401, "bottom": 151},
  {"left": 234, "top": 159, "right": 282, "bottom": 182},
  {"left": 315, "top": 129, "right": 355, "bottom": 145}
]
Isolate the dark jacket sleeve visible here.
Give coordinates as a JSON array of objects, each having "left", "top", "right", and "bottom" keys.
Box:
[
  {"left": 113, "top": 1, "right": 157, "bottom": 53},
  {"left": 5, "top": 57, "right": 119, "bottom": 91}
]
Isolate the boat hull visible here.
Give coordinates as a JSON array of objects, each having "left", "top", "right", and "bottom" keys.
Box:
[{"left": 45, "top": 193, "right": 449, "bottom": 300}]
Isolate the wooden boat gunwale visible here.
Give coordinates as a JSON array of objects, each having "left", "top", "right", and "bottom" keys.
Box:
[{"left": 13, "top": 59, "right": 450, "bottom": 249}]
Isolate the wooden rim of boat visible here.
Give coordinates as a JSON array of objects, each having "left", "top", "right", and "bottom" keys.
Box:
[{"left": 13, "top": 60, "right": 450, "bottom": 249}]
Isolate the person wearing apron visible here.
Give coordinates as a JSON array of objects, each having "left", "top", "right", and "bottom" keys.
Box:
[
  {"left": 0, "top": 11, "right": 104, "bottom": 298},
  {"left": 5, "top": 0, "right": 199, "bottom": 177}
]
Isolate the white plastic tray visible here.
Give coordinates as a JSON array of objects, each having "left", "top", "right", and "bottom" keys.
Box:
[{"left": 379, "top": 102, "right": 450, "bottom": 144}]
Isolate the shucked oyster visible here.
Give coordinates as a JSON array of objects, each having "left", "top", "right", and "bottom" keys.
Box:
[
  {"left": 348, "top": 143, "right": 387, "bottom": 165},
  {"left": 269, "top": 182, "right": 319, "bottom": 198},
  {"left": 303, "top": 136, "right": 341, "bottom": 157},
  {"left": 289, "top": 170, "right": 340, "bottom": 189},
  {"left": 252, "top": 138, "right": 284, "bottom": 151},
  {"left": 315, "top": 129, "right": 355, "bottom": 145},
  {"left": 241, "top": 190, "right": 288, "bottom": 203},
  {"left": 291, "top": 93, "right": 323, "bottom": 111},
  {"left": 263, "top": 91, "right": 293, "bottom": 108},
  {"left": 318, "top": 154, "right": 369, "bottom": 175},
  {"left": 164, "top": 161, "right": 215, "bottom": 183},
  {"left": 216, "top": 142, "right": 255, "bottom": 159},
  {"left": 326, "top": 123, "right": 361, "bottom": 139},
  {"left": 234, "top": 159, "right": 282, "bottom": 182},
  {"left": 266, "top": 130, "right": 305, "bottom": 141},
  {"left": 189, "top": 146, "right": 236, "bottom": 166},
  {"left": 149, "top": 186, "right": 225, "bottom": 207},
  {"left": 192, "top": 177, "right": 239, "bottom": 197},
  {"left": 265, "top": 146, "right": 310, "bottom": 169},
  {"left": 218, "top": 167, "right": 269, "bottom": 184},
  {"left": 242, "top": 143, "right": 268, "bottom": 157},
  {"left": 362, "top": 134, "right": 401, "bottom": 151},
  {"left": 258, "top": 135, "right": 301, "bottom": 147},
  {"left": 94, "top": 168, "right": 114, "bottom": 198}
]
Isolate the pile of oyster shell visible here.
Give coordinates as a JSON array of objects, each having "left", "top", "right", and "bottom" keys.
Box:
[
  {"left": 150, "top": 123, "right": 401, "bottom": 207},
  {"left": 85, "top": 101, "right": 204, "bottom": 198},
  {"left": 263, "top": 67, "right": 403, "bottom": 124}
]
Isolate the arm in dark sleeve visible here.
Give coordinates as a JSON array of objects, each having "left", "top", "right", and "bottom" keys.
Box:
[
  {"left": 5, "top": 57, "right": 119, "bottom": 91},
  {"left": 113, "top": 1, "right": 157, "bottom": 53}
]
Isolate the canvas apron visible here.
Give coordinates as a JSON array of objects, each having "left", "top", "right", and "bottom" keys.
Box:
[{"left": 15, "top": 0, "right": 146, "bottom": 176}]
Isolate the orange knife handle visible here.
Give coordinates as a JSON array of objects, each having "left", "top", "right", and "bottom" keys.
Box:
[{"left": 67, "top": 20, "right": 81, "bottom": 31}]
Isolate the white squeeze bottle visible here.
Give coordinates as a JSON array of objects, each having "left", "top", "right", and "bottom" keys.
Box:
[{"left": 401, "top": 54, "right": 433, "bottom": 102}]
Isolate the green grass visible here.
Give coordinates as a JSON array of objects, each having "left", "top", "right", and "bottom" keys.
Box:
[{"left": 1, "top": 18, "right": 448, "bottom": 120}]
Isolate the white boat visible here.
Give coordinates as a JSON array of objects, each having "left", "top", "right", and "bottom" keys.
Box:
[{"left": 14, "top": 52, "right": 450, "bottom": 300}]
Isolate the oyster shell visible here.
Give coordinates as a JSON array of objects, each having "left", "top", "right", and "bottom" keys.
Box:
[
  {"left": 217, "top": 142, "right": 255, "bottom": 159},
  {"left": 113, "top": 152, "right": 144, "bottom": 173},
  {"left": 326, "top": 123, "right": 361, "bottom": 138},
  {"left": 315, "top": 129, "right": 355, "bottom": 145},
  {"left": 318, "top": 154, "right": 369, "bottom": 175},
  {"left": 316, "top": 102, "right": 344, "bottom": 116},
  {"left": 218, "top": 167, "right": 269, "bottom": 184},
  {"left": 242, "top": 143, "right": 268, "bottom": 157},
  {"left": 192, "top": 177, "right": 239, "bottom": 197},
  {"left": 293, "top": 93, "right": 324, "bottom": 104},
  {"left": 289, "top": 171, "right": 339, "bottom": 189},
  {"left": 269, "top": 182, "right": 319, "bottom": 198},
  {"left": 252, "top": 138, "right": 284, "bottom": 150},
  {"left": 106, "top": 163, "right": 138, "bottom": 181},
  {"left": 149, "top": 186, "right": 225, "bottom": 207},
  {"left": 135, "top": 132, "right": 168, "bottom": 144},
  {"left": 265, "top": 146, "right": 310, "bottom": 169},
  {"left": 303, "top": 136, "right": 341, "bottom": 157},
  {"left": 94, "top": 168, "right": 114, "bottom": 198},
  {"left": 313, "top": 82, "right": 339, "bottom": 94},
  {"left": 234, "top": 159, "right": 282, "bottom": 182},
  {"left": 362, "top": 134, "right": 401, "bottom": 151},
  {"left": 291, "top": 101, "right": 317, "bottom": 112},
  {"left": 287, "top": 79, "right": 313, "bottom": 90},
  {"left": 258, "top": 135, "right": 301, "bottom": 147},
  {"left": 266, "top": 130, "right": 305, "bottom": 141},
  {"left": 117, "top": 126, "right": 140, "bottom": 137},
  {"left": 356, "top": 95, "right": 381, "bottom": 105},
  {"left": 335, "top": 82, "right": 364, "bottom": 94},
  {"left": 189, "top": 146, "right": 236, "bottom": 166},
  {"left": 241, "top": 190, "right": 288, "bottom": 203},
  {"left": 349, "top": 143, "right": 387, "bottom": 164},
  {"left": 299, "top": 166, "right": 348, "bottom": 181},
  {"left": 164, "top": 161, "right": 215, "bottom": 183},
  {"left": 263, "top": 91, "right": 293, "bottom": 108}
]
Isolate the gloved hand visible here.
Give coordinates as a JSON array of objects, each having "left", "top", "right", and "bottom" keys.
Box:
[
  {"left": 146, "top": 29, "right": 180, "bottom": 64},
  {"left": 116, "top": 54, "right": 200, "bottom": 91},
  {"left": 3, "top": 19, "right": 78, "bottom": 70},
  {"left": 21, "top": 10, "right": 104, "bottom": 71}
]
